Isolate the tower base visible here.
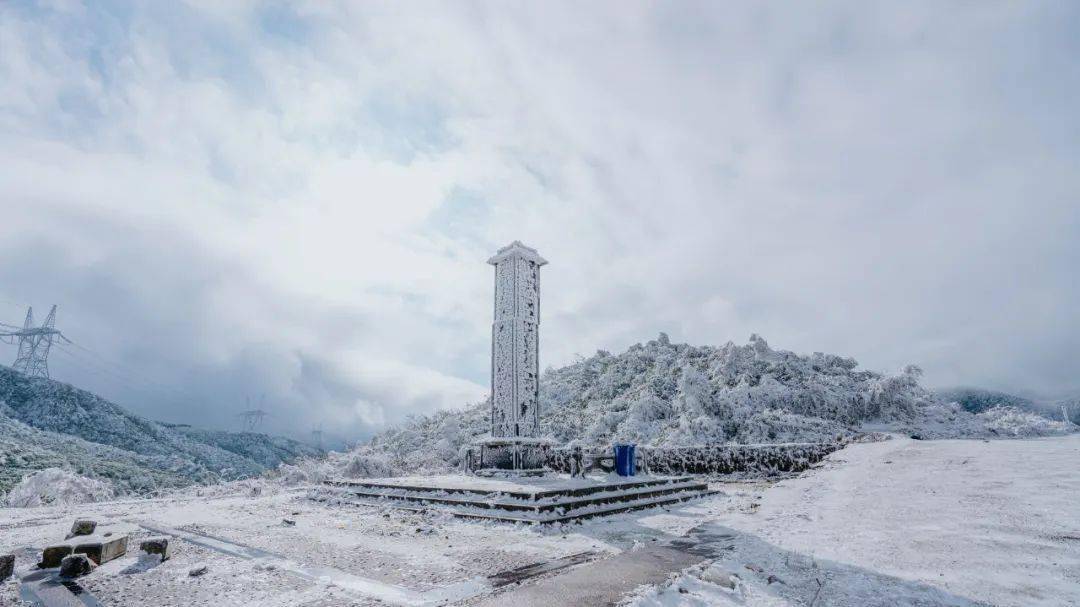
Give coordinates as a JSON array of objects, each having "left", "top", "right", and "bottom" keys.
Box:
[{"left": 466, "top": 436, "right": 555, "bottom": 474}]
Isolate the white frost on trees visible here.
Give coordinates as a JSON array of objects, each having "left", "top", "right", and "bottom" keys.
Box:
[{"left": 310, "top": 334, "right": 1072, "bottom": 480}]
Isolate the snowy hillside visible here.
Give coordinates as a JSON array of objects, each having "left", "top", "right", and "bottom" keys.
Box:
[
  {"left": 165, "top": 424, "right": 322, "bottom": 469},
  {"left": 936, "top": 386, "right": 1080, "bottom": 425},
  {"left": 0, "top": 404, "right": 224, "bottom": 496},
  {"left": 0, "top": 365, "right": 321, "bottom": 497},
  {"left": 310, "top": 334, "right": 1073, "bottom": 479}
]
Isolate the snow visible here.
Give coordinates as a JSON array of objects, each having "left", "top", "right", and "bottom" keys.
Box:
[
  {"left": 4, "top": 466, "right": 114, "bottom": 507},
  {"left": 624, "top": 434, "right": 1080, "bottom": 607},
  {"left": 3, "top": 435, "right": 1079, "bottom": 605}
]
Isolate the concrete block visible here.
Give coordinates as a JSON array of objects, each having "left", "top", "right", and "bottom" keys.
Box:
[
  {"left": 139, "top": 537, "right": 173, "bottom": 561},
  {"left": 40, "top": 545, "right": 74, "bottom": 568},
  {"left": 73, "top": 535, "right": 128, "bottom": 565},
  {"left": 59, "top": 554, "right": 95, "bottom": 578}
]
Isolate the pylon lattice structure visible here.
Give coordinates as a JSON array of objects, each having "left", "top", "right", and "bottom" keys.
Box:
[
  {"left": 1, "top": 305, "right": 66, "bottom": 378},
  {"left": 239, "top": 409, "right": 267, "bottom": 430},
  {"left": 239, "top": 396, "right": 269, "bottom": 431}
]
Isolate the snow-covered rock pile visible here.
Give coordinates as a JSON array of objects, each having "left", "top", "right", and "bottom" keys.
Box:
[
  {"left": 5, "top": 467, "right": 114, "bottom": 507},
  {"left": 311, "top": 334, "right": 1073, "bottom": 480}
]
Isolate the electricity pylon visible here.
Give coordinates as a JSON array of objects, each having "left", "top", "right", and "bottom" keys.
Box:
[
  {"left": 1, "top": 305, "right": 66, "bottom": 378},
  {"left": 239, "top": 409, "right": 267, "bottom": 431},
  {"left": 239, "top": 395, "right": 268, "bottom": 431}
]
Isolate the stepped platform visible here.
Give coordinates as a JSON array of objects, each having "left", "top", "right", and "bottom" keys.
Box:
[{"left": 318, "top": 473, "right": 717, "bottom": 524}]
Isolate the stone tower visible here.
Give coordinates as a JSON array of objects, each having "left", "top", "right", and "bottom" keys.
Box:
[{"left": 488, "top": 240, "right": 547, "bottom": 438}]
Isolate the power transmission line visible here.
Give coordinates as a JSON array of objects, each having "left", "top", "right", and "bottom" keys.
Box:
[{"left": 55, "top": 339, "right": 206, "bottom": 407}]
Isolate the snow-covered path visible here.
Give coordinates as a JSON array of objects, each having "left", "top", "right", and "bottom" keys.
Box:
[{"left": 632, "top": 435, "right": 1080, "bottom": 606}]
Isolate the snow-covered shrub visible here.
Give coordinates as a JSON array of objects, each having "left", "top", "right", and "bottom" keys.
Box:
[
  {"left": 277, "top": 457, "right": 334, "bottom": 486},
  {"left": 935, "top": 387, "right": 1036, "bottom": 414},
  {"left": 341, "top": 449, "right": 395, "bottom": 478},
  {"left": 5, "top": 467, "right": 114, "bottom": 507},
  {"left": 322, "top": 334, "right": 1072, "bottom": 479},
  {"left": 978, "top": 406, "right": 1071, "bottom": 437},
  {"left": 736, "top": 408, "right": 852, "bottom": 444}
]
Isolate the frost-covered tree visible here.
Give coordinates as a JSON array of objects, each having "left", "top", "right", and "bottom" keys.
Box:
[{"left": 310, "top": 334, "right": 1072, "bottom": 480}]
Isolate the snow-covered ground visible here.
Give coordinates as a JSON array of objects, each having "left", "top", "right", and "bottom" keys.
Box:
[
  {"left": 627, "top": 434, "right": 1080, "bottom": 607},
  {"left": 2, "top": 435, "right": 1078, "bottom": 606}
]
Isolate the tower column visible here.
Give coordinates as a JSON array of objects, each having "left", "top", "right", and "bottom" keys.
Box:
[
  {"left": 470, "top": 241, "right": 552, "bottom": 474},
  {"left": 489, "top": 241, "right": 546, "bottom": 438}
]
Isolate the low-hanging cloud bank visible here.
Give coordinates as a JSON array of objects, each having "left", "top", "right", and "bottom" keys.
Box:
[{"left": 0, "top": 1, "right": 1078, "bottom": 441}]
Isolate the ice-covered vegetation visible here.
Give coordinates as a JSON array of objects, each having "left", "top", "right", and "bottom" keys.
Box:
[
  {"left": 936, "top": 386, "right": 1080, "bottom": 425},
  {"left": 306, "top": 334, "right": 1074, "bottom": 480},
  {"left": 935, "top": 386, "right": 1037, "bottom": 413},
  {"left": 5, "top": 467, "right": 115, "bottom": 507},
  {"left": 0, "top": 365, "right": 320, "bottom": 498}
]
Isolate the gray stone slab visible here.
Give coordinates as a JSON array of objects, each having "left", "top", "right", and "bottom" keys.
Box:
[
  {"left": 473, "top": 545, "right": 703, "bottom": 606},
  {"left": 73, "top": 535, "right": 127, "bottom": 565}
]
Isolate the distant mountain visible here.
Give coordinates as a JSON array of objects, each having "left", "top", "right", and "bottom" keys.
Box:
[
  {"left": 0, "top": 403, "right": 222, "bottom": 495},
  {"left": 0, "top": 365, "right": 321, "bottom": 495},
  {"left": 163, "top": 424, "right": 322, "bottom": 469},
  {"left": 935, "top": 386, "right": 1075, "bottom": 422}
]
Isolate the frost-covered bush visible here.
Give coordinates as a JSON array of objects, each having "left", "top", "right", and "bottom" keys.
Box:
[
  {"left": 341, "top": 449, "right": 395, "bottom": 478},
  {"left": 978, "top": 406, "right": 1071, "bottom": 437},
  {"left": 277, "top": 458, "right": 333, "bottom": 486},
  {"left": 5, "top": 467, "right": 114, "bottom": 507},
  {"left": 321, "top": 334, "right": 1072, "bottom": 479},
  {"left": 935, "top": 387, "right": 1036, "bottom": 414}
]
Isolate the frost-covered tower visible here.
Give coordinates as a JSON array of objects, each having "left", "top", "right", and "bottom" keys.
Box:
[
  {"left": 470, "top": 241, "right": 553, "bottom": 473},
  {"left": 489, "top": 241, "right": 546, "bottom": 438}
]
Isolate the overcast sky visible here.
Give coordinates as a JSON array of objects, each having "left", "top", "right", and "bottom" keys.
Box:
[{"left": 1, "top": 1, "right": 1078, "bottom": 443}]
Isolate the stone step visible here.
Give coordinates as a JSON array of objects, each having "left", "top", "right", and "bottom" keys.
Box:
[
  {"left": 324, "top": 485, "right": 718, "bottom": 524},
  {"left": 324, "top": 475, "right": 697, "bottom": 502},
  {"left": 334, "top": 479, "right": 710, "bottom": 514}
]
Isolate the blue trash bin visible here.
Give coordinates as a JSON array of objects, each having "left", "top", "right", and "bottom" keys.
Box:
[{"left": 614, "top": 444, "right": 636, "bottom": 476}]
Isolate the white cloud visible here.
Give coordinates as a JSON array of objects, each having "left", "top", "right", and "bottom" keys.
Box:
[{"left": 0, "top": 1, "right": 1077, "bottom": 441}]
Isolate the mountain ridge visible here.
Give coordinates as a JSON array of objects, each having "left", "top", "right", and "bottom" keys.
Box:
[{"left": 0, "top": 365, "right": 321, "bottom": 495}]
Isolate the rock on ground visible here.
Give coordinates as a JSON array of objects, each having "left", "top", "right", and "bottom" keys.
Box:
[
  {"left": 139, "top": 537, "right": 173, "bottom": 561},
  {"left": 59, "top": 553, "right": 95, "bottom": 578},
  {"left": 0, "top": 553, "right": 13, "bottom": 582},
  {"left": 66, "top": 519, "right": 97, "bottom": 539}
]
